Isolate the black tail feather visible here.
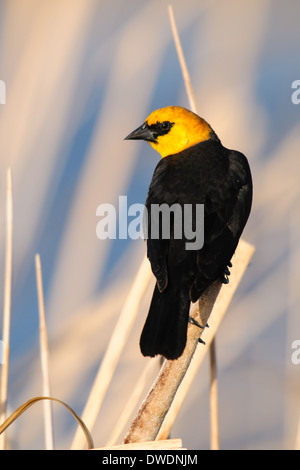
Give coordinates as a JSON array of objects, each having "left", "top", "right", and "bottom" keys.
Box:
[{"left": 140, "top": 283, "right": 190, "bottom": 360}]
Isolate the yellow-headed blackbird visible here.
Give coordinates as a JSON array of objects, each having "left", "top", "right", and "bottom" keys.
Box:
[{"left": 125, "top": 106, "right": 252, "bottom": 359}]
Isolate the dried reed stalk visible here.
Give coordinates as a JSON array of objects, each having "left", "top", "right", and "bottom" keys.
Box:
[
  {"left": 168, "top": 3, "right": 222, "bottom": 448},
  {"left": 0, "top": 169, "right": 13, "bottom": 450},
  {"left": 35, "top": 254, "right": 54, "bottom": 450},
  {"left": 0, "top": 396, "right": 94, "bottom": 450},
  {"left": 71, "top": 255, "right": 153, "bottom": 450},
  {"left": 295, "top": 414, "right": 300, "bottom": 450},
  {"left": 124, "top": 239, "right": 254, "bottom": 443},
  {"left": 209, "top": 338, "right": 219, "bottom": 450},
  {"left": 168, "top": 4, "right": 198, "bottom": 114}
]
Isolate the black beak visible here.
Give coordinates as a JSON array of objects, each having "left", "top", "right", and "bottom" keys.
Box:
[{"left": 124, "top": 123, "right": 156, "bottom": 143}]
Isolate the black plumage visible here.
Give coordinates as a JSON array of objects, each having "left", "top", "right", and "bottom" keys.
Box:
[{"left": 140, "top": 138, "right": 252, "bottom": 359}]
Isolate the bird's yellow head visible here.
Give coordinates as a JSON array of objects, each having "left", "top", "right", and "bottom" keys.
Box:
[{"left": 125, "top": 106, "right": 215, "bottom": 158}]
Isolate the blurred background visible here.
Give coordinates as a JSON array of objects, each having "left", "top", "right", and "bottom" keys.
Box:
[{"left": 0, "top": 0, "right": 299, "bottom": 450}]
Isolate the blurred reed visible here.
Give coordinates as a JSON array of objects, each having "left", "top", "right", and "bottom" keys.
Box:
[
  {"left": 105, "top": 358, "right": 160, "bottom": 447},
  {"left": 0, "top": 169, "right": 13, "bottom": 450},
  {"left": 70, "top": 255, "right": 153, "bottom": 450},
  {"left": 35, "top": 254, "right": 54, "bottom": 450}
]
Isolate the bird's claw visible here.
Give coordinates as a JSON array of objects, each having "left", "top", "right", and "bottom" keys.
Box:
[
  {"left": 224, "top": 266, "right": 230, "bottom": 276},
  {"left": 188, "top": 316, "right": 204, "bottom": 329},
  {"left": 221, "top": 274, "right": 230, "bottom": 284},
  {"left": 221, "top": 262, "right": 232, "bottom": 284}
]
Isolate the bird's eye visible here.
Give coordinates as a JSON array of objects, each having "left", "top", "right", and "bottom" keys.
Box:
[{"left": 161, "top": 121, "right": 171, "bottom": 130}]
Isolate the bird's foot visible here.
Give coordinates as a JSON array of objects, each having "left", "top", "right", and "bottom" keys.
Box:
[{"left": 189, "top": 317, "right": 208, "bottom": 345}]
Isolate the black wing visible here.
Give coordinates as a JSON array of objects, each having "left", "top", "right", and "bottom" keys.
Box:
[
  {"left": 145, "top": 157, "right": 175, "bottom": 292},
  {"left": 190, "top": 148, "right": 252, "bottom": 300}
]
